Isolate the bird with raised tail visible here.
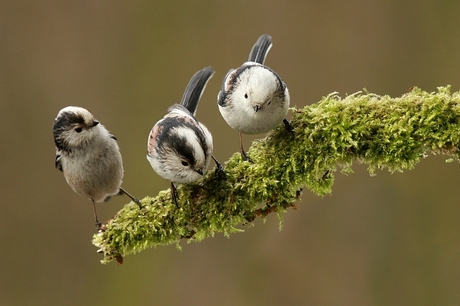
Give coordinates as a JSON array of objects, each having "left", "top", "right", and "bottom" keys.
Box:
[{"left": 218, "top": 34, "right": 291, "bottom": 161}]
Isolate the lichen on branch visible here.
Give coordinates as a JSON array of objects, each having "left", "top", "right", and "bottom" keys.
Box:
[{"left": 93, "top": 86, "right": 460, "bottom": 264}]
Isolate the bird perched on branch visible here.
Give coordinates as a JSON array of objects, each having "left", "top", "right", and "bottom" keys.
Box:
[
  {"left": 147, "top": 67, "right": 221, "bottom": 205},
  {"left": 53, "top": 106, "right": 140, "bottom": 230},
  {"left": 218, "top": 34, "right": 291, "bottom": 161}
]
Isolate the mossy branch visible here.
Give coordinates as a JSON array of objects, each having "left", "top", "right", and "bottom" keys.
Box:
[{"left": 93, "top": 86, "right": 460, "bottom": 264}]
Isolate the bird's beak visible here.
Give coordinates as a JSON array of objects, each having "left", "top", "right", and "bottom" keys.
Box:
[
  {"left": 195, "top": 169, "right": 204, "bottom": 176},
  {"left": 91, "top": 120, "right": 100, "bottom": 127},
  {"left": 253, "top": 105, "right": 260, "bottom": 113}
]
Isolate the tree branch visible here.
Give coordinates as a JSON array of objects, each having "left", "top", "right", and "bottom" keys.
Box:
[{"left": 92, "top": 86, "right": 460, "bottom": 264}]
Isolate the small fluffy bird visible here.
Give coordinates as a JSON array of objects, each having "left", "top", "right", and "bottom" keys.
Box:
[
  {"left": 53, "top": 106, "right": 139, "bottom": 229},
  {"left": 217, "top": 34, "right": 291, "bottom": 160},
  {"left": 147, "top": 67, "right": 219, "bottom": 205}
]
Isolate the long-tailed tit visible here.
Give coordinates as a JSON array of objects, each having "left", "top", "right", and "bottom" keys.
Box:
[
  {"left": 217, "top": 34, "right": 291, "bottom": 161},
  {"left": 53, "top": 106, "right": 140, "bottom": 230},
  {"left": 147, "top": 67, "right": 221, "bottom": 205}
]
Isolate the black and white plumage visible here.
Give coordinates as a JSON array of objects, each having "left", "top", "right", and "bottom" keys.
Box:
[
  {"left": 53, "top": 106, "right": 139, "bottom": 230},
  {"left": 147, "top": 67, "right": 218, "bottom": 204},
  {"left": 217, "top": 34, "right": 291, "bottom": 160}
]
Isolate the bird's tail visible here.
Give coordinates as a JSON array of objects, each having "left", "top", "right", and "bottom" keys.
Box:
[
  {"left": 248, "top": 34, "right": 273, "bottom": 65},
  {"left": 180, "top": 66, "right": 215, "bottom": 115}
]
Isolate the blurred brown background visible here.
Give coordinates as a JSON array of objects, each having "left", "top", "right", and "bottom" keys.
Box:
[{"left": 1, "top": 1, "right": 460, "bottom": 305}]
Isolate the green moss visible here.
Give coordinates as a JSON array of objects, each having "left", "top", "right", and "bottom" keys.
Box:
[{"left": 93, "top": 86, "right": 460, "bottom": 264}]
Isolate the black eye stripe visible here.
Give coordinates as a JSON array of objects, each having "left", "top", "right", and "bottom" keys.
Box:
[
  {"left": 155, "top": 117, "right": 208, "bottom": 166},
  {"left": 170, "top": 135, "right": 196, "bottom": 165},
  {"left": 231, "top": 65, "right": 284, "bottom": 93},
  {"left": 54, "top": 112, "right": 86, "bottom": 131}
]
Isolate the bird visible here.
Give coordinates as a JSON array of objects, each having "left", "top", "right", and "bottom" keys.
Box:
[
  {"left": 217, "top": 34, "right": 291, "bottom": 161},
  {"left": 53, "top": 106, "right": 140, "bottom": 230},
  {"left": 147, "top": 67, "right": 220, "bottom": 205}
]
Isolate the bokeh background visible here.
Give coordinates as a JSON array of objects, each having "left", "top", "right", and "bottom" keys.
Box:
[{"left": 1, "top": 1, "right": 460, "bottom": 305}]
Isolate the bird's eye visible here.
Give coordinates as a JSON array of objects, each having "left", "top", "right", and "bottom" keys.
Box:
[
  {"left": 267, "top": 100, "right": 271, "bottom": 106},
  {"left": 244, "top": 93, "right": 248, "bottom": 99},
  {"left": 181, "top": 161, "right": 189, "bottom": 166},
  {"left": 75, "top": 127, "right": 83, "bottom": 133}
]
